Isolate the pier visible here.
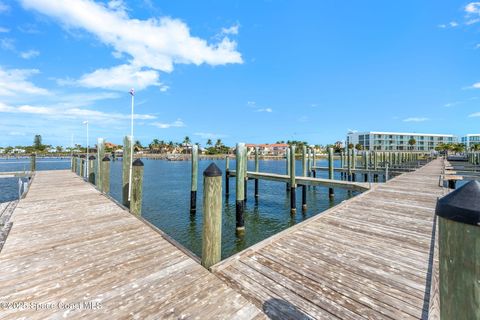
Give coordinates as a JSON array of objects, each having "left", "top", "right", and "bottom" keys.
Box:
[
  {"left": 0, "top": 170, "right": 264, "bottom": 319},
  {"left": 212, "top": 158, "right": 444, "bottom": 319},
  {"left": 0, "top": 156, "right": 476, "bottom": 318}
]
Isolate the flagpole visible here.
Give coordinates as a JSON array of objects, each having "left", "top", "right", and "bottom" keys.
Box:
[{"left": 128, "top": 88, "right": 135, "bottom": 201}]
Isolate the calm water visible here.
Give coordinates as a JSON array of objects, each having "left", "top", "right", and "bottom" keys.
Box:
[{"left": 1, "top": 157, "right": 361, "bottom": 259}]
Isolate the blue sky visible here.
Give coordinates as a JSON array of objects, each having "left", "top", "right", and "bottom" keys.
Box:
[{"left": 0, "top": 0, "right": 479, "bottom": 147}]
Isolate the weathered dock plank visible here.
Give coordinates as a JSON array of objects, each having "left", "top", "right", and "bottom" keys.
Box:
[
  {"left": 0, "top": 170, "right": 265, "bottom": 319},
  {"left": 213, "top": 159, "right": 444, "bottom": 319}
]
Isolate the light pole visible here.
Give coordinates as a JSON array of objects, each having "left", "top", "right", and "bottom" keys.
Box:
[
  {"left": 128, "top": 88, "right": 135, "bottom": 201},
  {"left": 83, "top": 121, "right": 89, "bottom": 179}
]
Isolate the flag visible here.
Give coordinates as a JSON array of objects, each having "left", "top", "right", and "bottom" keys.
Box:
[{"left": 129, "top": 88, "right": 135, "bottom": 96}]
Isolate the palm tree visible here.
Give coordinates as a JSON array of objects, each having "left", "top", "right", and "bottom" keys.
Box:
[
  {"left": 206, "top": 139, "right": 213, "bottom": 146},
  {"left": 355, "top": 143, "right": 363, "bottom": 151},
  {"left": 183, "top": 136, "right": 191, "bottom": 145},
  {"left": 215, "top": 139, "right": 222, "bottom": 147}
]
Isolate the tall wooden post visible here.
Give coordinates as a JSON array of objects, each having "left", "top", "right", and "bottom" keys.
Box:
[
  {"left": 364, "top": 151, "right": 369, "bottom": 182},
  {"left": 286, "top": 147, "right": 291, "bottom": 191},
  {"left": 312, "top": 148, "right": 316, "bottom": 178},
  {"left": 122, "top": 136, "right": 132, "bottom": 207},
  {"left": 88, "top": 155, "right": 96, "bottom": 184},
  {"left": 328, "top": 147, "right": 334, "bottom": 198},
  {"left": 347, "top": 148, "right": 351, "bottom": 181},
  {"left": 101, "top": 156, "right": 110, "bottom": 194},
  {"left": 290, "top": 145, "right": 296, "bottom": 214},
  {"left": 72, "top": 155, "right": 77, "bottom": 173},
  {"left": 254, "top": 146, "right": 259, "bottom": 199},
  {"left": 201, "top": 163, "right": 223, "bottom": 269},
  {"left": 97, "top": 138, "right": 105, "bottom": 191},
  {"left": 30, "top": 153, "right": 36, "bottom": 172},
  {"left": 225, "top": 156, "right": 230, "bottom": 196},
  {"left": 301, "top": 146, "right": 307, "bottom": 211},
  {"left": 190, "top": 145, "right": 198, "bottom": 213},
  {"left": 80, "top": 155, "right": 86, "bottom": 178},
  {"left": 236, "top": 143, "right": 246, "bottom": 232},
  {"left": 130, "top": 159, "right": 144, "bottom": 216},
  {"left": 436, "top": 181, "right": 479, "bottom": 320},
  {"left": 243, "top": 146, "right": 248, "bottom": 202}
]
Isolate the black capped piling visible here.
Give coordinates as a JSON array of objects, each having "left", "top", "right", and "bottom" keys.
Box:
[
  {"left": 88, "top": 155, "right": 96, "bottom": 184},
  {"left": 130, "top": 158, "right": 144, "bottom": 216},
  {"left": 236, "top": 143, "right": 246, "bottom": 232},
  {"left": 101, "top": 156, "right": 110, "bottom": 194},
  {"left": 190, "top": 145, "right": 198, "bottom": 213}
]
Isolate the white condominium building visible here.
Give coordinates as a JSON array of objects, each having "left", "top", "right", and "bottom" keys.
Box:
[
  {"left": 346, "top": 131, "right": 457, "bottom": 151},
  {"left": 461, "top": 134, "right": 480, "bottom": 149}
]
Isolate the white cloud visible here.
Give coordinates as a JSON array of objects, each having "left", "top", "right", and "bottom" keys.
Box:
[
  {"left": 468, "top": 112, "right": 480, "bottom": 117},
  {"left": 0, "top": 27, "right": 9, "bottom": 33},
  {"left": 151, "top": 118, "right": 185, "bottom": 129},
  {"left": 222, "top": 24, "right": 239, "bottom": 35},
  {"left": 0, "top": 38, "right": 14, "bottom": 51},
  {"left": 466, "top": 2, "right": 480, "bottom": 14},
  {"left": 77, "top": 64, "right": 161, "bottom": 91},
  {"left": 255, "top": 108, "right": 273, "bottom": 113},
  {"left": 20, "top": 49, "right": 40, "bottom": 59},
  {"left": 0, "top": 2, "right": 10, "bottom": 13},
  {"left": 194, "top": 132, "right": 227, "bottom": 139},
  {"left": 473, "top": 82, "right": 480, "bottom": 89},
  {"left": 247, "top": 101, "right": 256, "bottom": 106},
  {"left": 0, "top": 66, "right": 50, "bottom": 97},
  {"left": 20, "top": 0, "right": 243, "bottom": 90},
  {"left": 403, "top": 117, "right": 429, "bottom": 122},
  {"left": 0, "top": 102, "right": 156, "bottom": 121}
]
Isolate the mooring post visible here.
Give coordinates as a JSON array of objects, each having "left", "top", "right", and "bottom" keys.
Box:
[
  {"left": 301, "top": 145, "right": 307, "bottom": 211},
  {"left": 190, "top": 145, "right": 198, "bottom": 214},
  {"left": 71, "top": 155, "right": 74, "bottom": 172},
  {"left": 347, "top": 148, "right": 351, "bottom": 181},
  {"left": 286, "top": 147, "right": 291, "bottom": 191},
  {"left": 364, "top": 151, "right": 369, "bottom": 182},
  {"left": 101, "top": 156, "right": 110, "bottom": 194},
  {"left": 88, "top": 155, "right": 96, "bottom": 184},
  {"left": 122, "top": 136, "right": 132, "bottom": 207},
  {"left": 80, "top": 155, "right": 86, "bottom": 179},
  {"left": 290, "top": 145, "right": 296, "bottom": 214},
  {"left": 312, "top": 148, "right": 316, "bottom": 178},
  {"left": 244, "top": 147, "right": 248, "bottom": 202},
  {"left": 130, "top": 159, "right": 144, "bottom": 216},
  {"left": 201, "top": 163, "right": 223, "bottom": 269},
  {"left": 236, "top": 143, "right": 246, "bottom": 233},
  {"left": 30, "top": 153, "right": 36, "bottom": 172},
  {"left": 328, "top": 147, "right": 334, "bottom": 198},
  {"left": 97, "top": 138, "right": 105, "bottom": 190},
  {"left": 351, "top": 149, "right": 356, "bottom": 182},
  {"left": 254, "top": 146, "right": 259, "bottom": 199},
  {"left": 385, "top": 162, "right": 389, "bottom": 181},
  {"left": 225, "top": 156, "right": 230, "bottom": 196},
  {"left": 436, "top": 181, "right": 479, "bottom": 320},
  {"left": 72, "top": 154, "right": 76, "bottom": 173}
]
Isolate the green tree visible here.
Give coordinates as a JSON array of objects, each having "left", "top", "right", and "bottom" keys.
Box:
[
  {"left": 355, "top": 143, "right": 363, "bottom": 151},
  {"left": 183, "top": 136, "right": 191, "bottom": 145},
  {"left": 408, "top": 138, "right": 416, "bottom": 150},
  {"left": 206, "top": 139, "right": 212, "bottom": 146},
  {"left": 33, "top": 135, "right": 43, "bottom": 150},
  {"left": 215, "top": 139, "right": 223, "bottom": 147}
]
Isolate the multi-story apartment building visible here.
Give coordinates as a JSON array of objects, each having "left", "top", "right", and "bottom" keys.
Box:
[
  {"left": 346, "top": 131, "right": 457, "bottom": 151},
  {"left": 461, "top": 134, "right": 480, "bottom": 149}
]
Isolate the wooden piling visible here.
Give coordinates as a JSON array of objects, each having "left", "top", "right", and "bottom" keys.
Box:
[
  {"left": 254, "top": 146, "right": 259, "bottom": 199},
  {"left": 225, "top": 156, "right": 230, "bottom": 196},
  {"left": 79, "top": 155, "right": 86, "bottom": 178},
  {"left": 30, "top": 153, "right": 36, "bottom": 172},
  {"left": 190, "top": 145, "right": 198, "bottom": 213},
  {"left": 436, "top": 181, "right": 480, "bottom": 320},
  {"left": 328, "top": 147, "right": 334, "bottom": 198},
  {"left": 290, "top": 145, "right": 296, "bottom": 214},
  {"left": 122, "top": 136, "right": 132, "bottom": 207},
  {"left": 286, "top": 147, "right": 291, "bottom": 191},
  {"left": 101, "top": 156, "right": 110, "bottom": 194},
  {"left": 88, "top": 155, "right": 96, "bottom": 184},
  {"left": 236, "top": 143, "right": 246, "bottom": 232},
  {"left": 201, "top": 163, "right": 223, "bottom": 269},
  {"left": 130, "top": 159, "right": 144, "bottom": 216},
  {"left": 347, "top": 148, "right": 351, "bottom": 181},
  {"left": 244, "top": 147, "right": 248, "bottom": 202},
  {"left": 97, "top": 138, "right": 105, "bottom": 191}
]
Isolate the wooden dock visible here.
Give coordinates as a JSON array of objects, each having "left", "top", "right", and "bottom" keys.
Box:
[
  {"left": 0, "top": 170, "right": 264, "bottom": 319},
  {"left": 212, "top": 159, "right": 444, "bottom": 319}
]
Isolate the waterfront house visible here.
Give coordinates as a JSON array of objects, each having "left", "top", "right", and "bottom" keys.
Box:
[{"left": 461, "top": 134, "right": 480, "bottom": 149}]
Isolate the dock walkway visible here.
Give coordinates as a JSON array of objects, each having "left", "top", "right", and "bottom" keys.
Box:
[
  {"left": 212, "top": 159, "right": 444, "bottom": 319},
  {"left": 0, "top": 170, "right": 264, "bottom": 319}
]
